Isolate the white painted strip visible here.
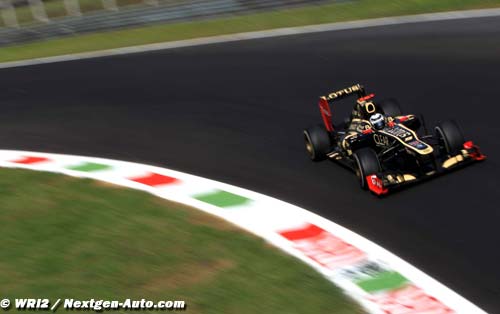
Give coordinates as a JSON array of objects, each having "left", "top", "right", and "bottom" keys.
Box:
[
  {"left": 1, "top": 7, "right": 500, "bottom": 69},
  {"left": 0, "top": 150, "right": 488, "bottom": 314}
]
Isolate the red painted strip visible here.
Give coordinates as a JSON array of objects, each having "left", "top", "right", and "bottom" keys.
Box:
[
  {"left": 279, "top": 223, "right": 366, "bottom": 270},
  {"left": 130, "top": 172, "right": 180, "bottom": 187},
  {"left": 368, "top": 285, "right": 454, "bottom": 314},
  {"left": 279, "top": 223, "right": 324, "bottom": 241},
  {"left": 358, "top": 93, "right": 375, "bottom": 102},
  {"left": 12, "top": 156, "right": 50, "bottom": 164}
]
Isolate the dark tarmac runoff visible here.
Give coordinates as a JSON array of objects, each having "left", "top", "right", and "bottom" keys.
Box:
[{"left": 1, "top": 14, "right": 499, "bottom": 313}]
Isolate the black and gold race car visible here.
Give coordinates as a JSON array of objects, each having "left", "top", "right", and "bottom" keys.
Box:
[{"left": 303, "top": 84, "right": 485, "bottom": 195}]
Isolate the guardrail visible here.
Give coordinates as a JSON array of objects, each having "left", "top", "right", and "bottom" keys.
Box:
[{"left": 0, "top": 0, "right": 333, "bottom": 46}]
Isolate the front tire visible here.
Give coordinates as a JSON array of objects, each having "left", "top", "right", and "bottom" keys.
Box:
[
  {"left": 353, "top": 148, "right": 381, "bottom": 189},
  {"left": 434, "top": 120, "right": 465, "bottom": 156},
  {"left": 303, "top": 125, "right": 331, "bottom": 161}
]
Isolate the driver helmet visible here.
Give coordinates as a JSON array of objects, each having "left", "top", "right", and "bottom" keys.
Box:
[{"left": 369, "top": 113, "right": 385, "bottom": 130}]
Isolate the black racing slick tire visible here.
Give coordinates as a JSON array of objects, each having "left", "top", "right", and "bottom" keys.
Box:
[
  {"left": 434, "top": 120, "right": 465, "bottom": 156},
  {"left": 379, "top": 98, "right": 402, "bottom": 117},
  {"left": 353, "top": 148, "right": 382, "bottom": 189},
  {"left": 304, "top": 125, "right": 331, "bottom": 161}
]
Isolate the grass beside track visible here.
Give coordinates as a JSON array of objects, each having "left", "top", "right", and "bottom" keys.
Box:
[
  {"left": 0, "top": 168, "right": 361, "bottom": 314},
  {"left": 1, "top": 0, "right": 500, "bottom": 63}
]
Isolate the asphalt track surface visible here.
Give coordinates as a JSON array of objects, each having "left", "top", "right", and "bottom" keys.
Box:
[{"left": 1, "top": 15, "right": 499, "bottom": 312}]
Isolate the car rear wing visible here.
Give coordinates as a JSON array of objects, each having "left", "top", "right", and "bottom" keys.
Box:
[
  {"left": 323, "top": 84, "right": 366, "bottom": 102},
  {"left": 319, "top": 84, "right": 366, "bottom": 132}
]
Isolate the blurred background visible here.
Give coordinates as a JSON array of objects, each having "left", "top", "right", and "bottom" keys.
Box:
[
  {"left": 0, "top": 0, "right": 331, "bottom": 46},
  {"left": 0, "top": 0, "right": 500, "bottom": 48},
  {"left": 1, "top": 0, "right": 500, "bottom": 53},
  {"left": 1, "top": 1, "right": 500, "bottom": 314}
]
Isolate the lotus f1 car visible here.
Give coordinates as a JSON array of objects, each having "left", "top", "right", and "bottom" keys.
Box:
[{"left": 303, "top": 84, "right": 485, "bottom": 195}]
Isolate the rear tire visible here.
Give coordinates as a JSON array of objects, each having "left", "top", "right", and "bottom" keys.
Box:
[
  {"left": 379, "top": 98, "right": 402, "bottom": 117},
  {"left": 303, "top": 125, "right": 331, "bottom": 161},
  {"left": 353, "top": 148, "right": 381, "bottom": 189},
  {"left": 434, "top": 120, "right": 465, "bottom": 156}
]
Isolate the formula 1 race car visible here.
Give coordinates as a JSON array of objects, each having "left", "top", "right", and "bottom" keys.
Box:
[{"left": 303, "top": 84, "right": 485, "bottom": 195}]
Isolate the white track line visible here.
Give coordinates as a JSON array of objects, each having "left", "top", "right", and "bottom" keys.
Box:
[
  {"left": 0, "top": 150, "right": 488, "bottom": 314},
  {"left": 1, "top": 7, "right": 500, "bottom": 69}
]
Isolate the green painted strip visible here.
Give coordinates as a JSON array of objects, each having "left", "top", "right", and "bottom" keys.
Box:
[
  {"left": 67, "top": 162, "right": 112, "bottom": 172},
  {"left": 193, "top": 190, "right": 251, "bottom": 208},
  {"left": 355, "top": 271, "right": 408, "bottom": 293}
]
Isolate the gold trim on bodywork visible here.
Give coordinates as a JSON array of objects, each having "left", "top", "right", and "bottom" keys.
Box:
[
  {"left": 442, "top": 154, "right": 464, "bottom": 168},
  {"left": 365, "top": 102, "right": 376, "bottom": 113},
  {"left": 403, "top": 174, "right": 417, "bottom": 181},
  {"left": 325, "top": 84, "right": 363, "bottom": 101},
  {"left": 341, "top": 132, "right": 358, "bottom": 153},
  {"left": 387, "top": 174, "right": 417, "bottom": 184},
  {"left": 350, "top": 118, "right": 371, "bottom": 124},
  {"left": 327, "top": 151, "right": 341, "bottom": 159},
  {"left": 379, "top": 124, "right": 434, "bottom": 155}
]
